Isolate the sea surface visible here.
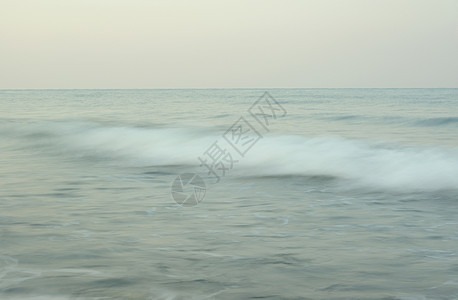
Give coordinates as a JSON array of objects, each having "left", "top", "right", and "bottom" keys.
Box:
[{"left": 0, "top": 89, "right": 457, "bottom": 299}]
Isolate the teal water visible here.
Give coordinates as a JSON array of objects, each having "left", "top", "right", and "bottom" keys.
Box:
[{"left": 0, "top": 89, "right": 457, "bottom": 299}]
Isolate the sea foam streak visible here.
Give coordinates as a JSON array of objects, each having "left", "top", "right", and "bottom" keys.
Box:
[{"left": 8, "top": 121, "right": 458, "bottom": 192}]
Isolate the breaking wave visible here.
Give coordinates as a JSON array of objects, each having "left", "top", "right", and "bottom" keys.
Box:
[{"left": 5, "top": 121, "right": 458, "bottom": 192}]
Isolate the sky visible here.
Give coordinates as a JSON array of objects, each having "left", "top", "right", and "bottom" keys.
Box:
[{"left": 0, "top": 0, "right": 457, "bottom": 88}]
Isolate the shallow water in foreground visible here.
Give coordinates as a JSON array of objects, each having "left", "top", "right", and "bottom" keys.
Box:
[{"left": 1, "top": 89, "right": 457, "bottom": 299}]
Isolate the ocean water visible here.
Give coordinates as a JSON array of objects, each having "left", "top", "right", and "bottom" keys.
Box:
[{"left": 0, "top": 89, "right": 457, "bottom": 299}]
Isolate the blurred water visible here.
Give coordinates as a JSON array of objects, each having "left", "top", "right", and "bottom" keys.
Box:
[{"left": 0, "top": 89, "right": 457, "bottom": 299}]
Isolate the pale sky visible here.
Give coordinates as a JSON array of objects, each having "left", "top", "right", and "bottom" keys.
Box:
[{"left": 1, "top": 0, "right": 457, "bottom": 88}]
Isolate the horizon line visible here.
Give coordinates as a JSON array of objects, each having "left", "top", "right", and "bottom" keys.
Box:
[{"left": 1, "top": 87, "right": 457, "bottom": 90}]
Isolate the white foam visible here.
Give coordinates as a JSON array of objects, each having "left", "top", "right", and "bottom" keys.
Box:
[
  {"left": 15, "top": 121, "right": 458, "bottom": 192},
  {"left": 240, "top": 136, "right": 458, "bottom": 191}
]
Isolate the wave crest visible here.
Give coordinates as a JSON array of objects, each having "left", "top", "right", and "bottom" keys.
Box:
[{"left": 7, "top": 121, "right": 458, "bottom": 192}]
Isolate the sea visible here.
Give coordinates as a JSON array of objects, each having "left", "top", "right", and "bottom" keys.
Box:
[{"left": 0, "top": 89, "right": 457, "bottom": 300}]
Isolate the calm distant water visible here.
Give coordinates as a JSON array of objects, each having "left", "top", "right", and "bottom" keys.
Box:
[{"left": 1, "top": 89, "right": 457, "bottom": 299}]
